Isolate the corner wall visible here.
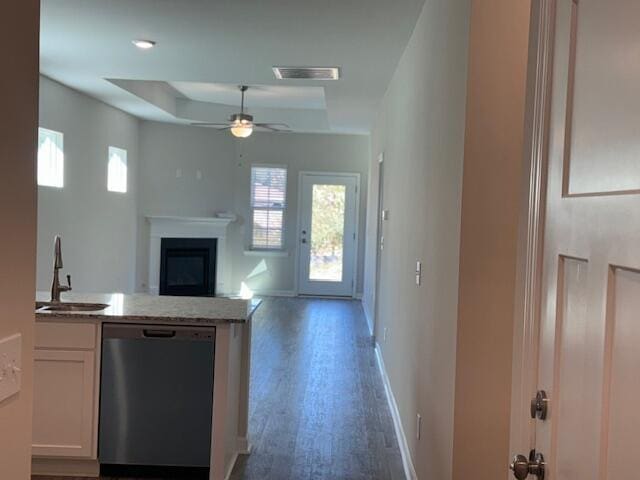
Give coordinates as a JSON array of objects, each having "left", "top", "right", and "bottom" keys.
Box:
[
  {"left": 37, "top": 76, "right": 139, "bottom": 293},
  {"left": 0, "top": 2, "right": 39, "bottom": 477},
  {"left": 363, "top": 0, "right": 471, "bottom": 477},
  {"left": 452, "top": 1, "right": 532, "bottom": 479}
]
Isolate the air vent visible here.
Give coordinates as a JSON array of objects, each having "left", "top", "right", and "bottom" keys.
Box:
[{"left": 272, "top": 66, "right": 340, "bottom": 80}]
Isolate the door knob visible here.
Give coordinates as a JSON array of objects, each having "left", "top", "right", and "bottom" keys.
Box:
[{"left": 510, "top": 451, "right": 545, "bottom": 480}]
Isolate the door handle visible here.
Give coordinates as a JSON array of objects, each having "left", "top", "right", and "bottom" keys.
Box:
[
  {"left": 510, "top": 451, "right": 545, "bottom": 480},
  {"left": 143, "top": 329, "right": 176, "bottom": 338}
]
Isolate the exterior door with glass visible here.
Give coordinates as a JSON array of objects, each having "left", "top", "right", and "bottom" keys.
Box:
[{"left": 297, "top": 173, "right": 359, "bottom": 297}]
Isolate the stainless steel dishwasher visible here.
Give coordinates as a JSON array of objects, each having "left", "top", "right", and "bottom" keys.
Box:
[{"left": 99, "top": 323, "right": 215, "bottom": 468}]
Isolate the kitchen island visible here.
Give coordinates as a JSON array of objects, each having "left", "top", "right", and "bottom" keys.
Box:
[{"left": 32, "top": 292, "right": 260, "bottom": 480}]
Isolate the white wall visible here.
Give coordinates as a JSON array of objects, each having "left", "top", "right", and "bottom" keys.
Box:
[
  {"left": 137, "top": 122, "right": 370, "bottom": 296},
  {"left": 231, "top": 133, "right": 369, "bottom": 295},
  {"left": 362, "top": 0, "right": 470, "bottom": 478},
  {"left": 135, "top": 121, "right": 236, "bottom": 293},
  {"left": 37, "top": 78, "right": 369, "bottom": 297},
  {"left": 37, "top": 76, "right": 139, "bottom": 294}
]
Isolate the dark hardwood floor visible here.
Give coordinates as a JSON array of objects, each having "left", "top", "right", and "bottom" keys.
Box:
[{"left": 33, "top": 297, "right": 405, "bottom": 480}]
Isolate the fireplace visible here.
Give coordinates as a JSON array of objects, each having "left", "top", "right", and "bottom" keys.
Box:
[
  {"left": 147, "top": 216, "right": 234, "bottom": 296},
  {"left": 159, "top": 238, "right": 217, "bottom": 296}
]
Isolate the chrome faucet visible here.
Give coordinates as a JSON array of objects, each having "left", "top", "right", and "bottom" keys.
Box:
[{"left": 50, "top": 235, "right": 72, "bottom": 302}]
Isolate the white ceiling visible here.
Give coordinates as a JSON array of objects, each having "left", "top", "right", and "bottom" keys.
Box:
[
  {"left": 40, "top": 0, "right": 425, "bottom": 134},
  {"left": 170, "top": 83, "right": 327, "bottom": 110}
]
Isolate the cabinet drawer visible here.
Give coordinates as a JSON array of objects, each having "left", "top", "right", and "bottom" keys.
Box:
[{"left": 35, "top": 322, "right": 97, "bottom": 350}]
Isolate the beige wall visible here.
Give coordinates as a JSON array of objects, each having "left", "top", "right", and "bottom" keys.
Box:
[
  {"left": 363, "top": 0, "right": 471, "bottom": 477},
  {"left": 452, "top": 1, "right": 532, "bottom": 479},
  {"left": 0, "top": 2, "right": 39, "bottom": 478}
]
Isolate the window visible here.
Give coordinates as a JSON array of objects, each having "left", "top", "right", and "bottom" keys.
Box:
[
  {"left": 107, "top": 146, "right": 127, "bottom": 193},
  {"left": 251, "top": 165, "right": 287, "bottom": 249},
  {"left": 37, "top": 128, "right": 64, "bottom": 188}
]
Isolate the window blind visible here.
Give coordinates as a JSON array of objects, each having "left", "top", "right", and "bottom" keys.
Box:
[{"left": 251, "top": 166, "right": 287, "bottom": 249}]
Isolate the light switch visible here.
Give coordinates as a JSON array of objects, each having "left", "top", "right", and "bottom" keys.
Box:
[
  {"left": 415, "top": 261, "right": 422, "bottom": 286},
  {"left": 0, "top": 334, "right": 22, "bottom": 403},
  {"left": 382, "top": 209, "right": 390, "bottom": 221}
]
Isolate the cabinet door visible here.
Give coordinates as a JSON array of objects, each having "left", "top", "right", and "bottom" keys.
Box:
[{"left": 32, "top": 349, "right": 96, "bottom": 458}]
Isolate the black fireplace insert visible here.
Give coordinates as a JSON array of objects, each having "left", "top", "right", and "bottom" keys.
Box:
[{"left": 159, "top": 238, "right": 217, "bottom": 296}]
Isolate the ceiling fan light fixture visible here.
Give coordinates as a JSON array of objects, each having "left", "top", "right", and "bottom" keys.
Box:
[
  {"left": 229, "top": 111, "right": 254, "bottom": 138},
  {"left": 231, "top": 122, "right": 253, "bottom": 138},
  {"left": 132, "top": 39, "right": 156, "bottom": 49}
]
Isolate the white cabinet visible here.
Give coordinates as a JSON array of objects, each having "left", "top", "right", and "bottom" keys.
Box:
[{"left": 32, "top": 322, "right": 99, "bottom": 459}]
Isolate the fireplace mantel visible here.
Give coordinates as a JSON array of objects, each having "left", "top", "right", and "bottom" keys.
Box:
[{"left": 146, "top": 216, "right": 235, "bottom": 295}]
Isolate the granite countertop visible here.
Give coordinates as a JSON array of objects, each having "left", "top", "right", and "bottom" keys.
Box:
[{"left": 35, "top": 292, "right": 262, "bottom": 325}]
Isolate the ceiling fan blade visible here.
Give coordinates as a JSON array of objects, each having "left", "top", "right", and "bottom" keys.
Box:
[
  {"left": 256, "top": 123, "right": 290, "bottom": 128},
  {"left": 255, "top": 123, "right": 291, "bottom": 132},
  {"left": 191, "top": 122, "right": 231, "bottom": 127}
]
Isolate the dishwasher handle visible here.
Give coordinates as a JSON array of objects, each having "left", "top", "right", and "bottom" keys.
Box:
[
  {"left": 102, "top": 323, "right": 216, "bottom": 341},
  {"left": 143, "top": 329, "right": 176, "bottom": 338}
]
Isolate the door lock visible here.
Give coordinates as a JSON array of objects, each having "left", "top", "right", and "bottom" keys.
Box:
[
  {"left": 530, "top": 390, "right": 549, "bottom": 420},
  {"left": 510, "top": 451, "right": 545, "bottom": 480}
]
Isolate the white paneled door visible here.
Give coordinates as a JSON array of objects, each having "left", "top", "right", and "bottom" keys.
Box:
[
  {"left": 297, "top": 173, "right": 359, "bottom": 297},
  {"left": 518, "top": 1, "right": 640, "bottom": 479}
]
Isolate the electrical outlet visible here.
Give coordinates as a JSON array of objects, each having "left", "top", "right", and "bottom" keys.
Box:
[
  {"left": 0, "top": 334, "right": 22, "bottom": 403},
  {"left": 415, "top": 261, "right": 422, "bottom": 286},
  {"left": 416, "top": 413, "right": 422, "bottom": 440},
  {"left": 176, "top": 168, "right": 183, "bottom": 178},
  {"left": 196, "top": 170, "right": 202, "bottom": 180}
]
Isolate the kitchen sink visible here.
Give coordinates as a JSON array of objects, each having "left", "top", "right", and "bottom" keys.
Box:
[{"left": 36, "top": 302, "right": 110, "bottom": 312}]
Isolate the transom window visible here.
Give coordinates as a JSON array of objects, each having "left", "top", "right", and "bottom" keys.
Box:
[
  {"left": 251, "top": 165, "right": 287, "bottom": 249},
  {"left": 107, "top": 146, "right": 127, "bottom": 193},
  {"left": 37, "top": 128, "right": 64, "bottom": 188}
]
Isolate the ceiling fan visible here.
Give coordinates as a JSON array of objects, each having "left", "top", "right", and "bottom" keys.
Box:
[{"left": 191, "top": 85, "right": 290, "bottom": 138}]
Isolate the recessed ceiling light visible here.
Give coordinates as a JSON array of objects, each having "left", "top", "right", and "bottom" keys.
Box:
[{"left": 132, "top": 39, "right": 156, "bottom": 50}]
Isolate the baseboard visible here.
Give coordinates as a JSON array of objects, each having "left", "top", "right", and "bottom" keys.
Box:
[
  {"left": 363, "top": 302, "right": 374, "bottom": 338},
  {"left": 254, "top": 289, "right": 297, "bottom": 297},
  {"left": 32, "top": 457, "right": 100, "bottom": 477},
  {"left": 231, "top": 289, "right": 296, "bottom": 298},
  {"left": 374, "top": 344, "right": 418, "bottom": 480},
  {"left": 236, "top": 436, "right": 252, "bottom": 455},
  {"left": 224, "top": 451, "right": 239, "bottom": 480}
]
